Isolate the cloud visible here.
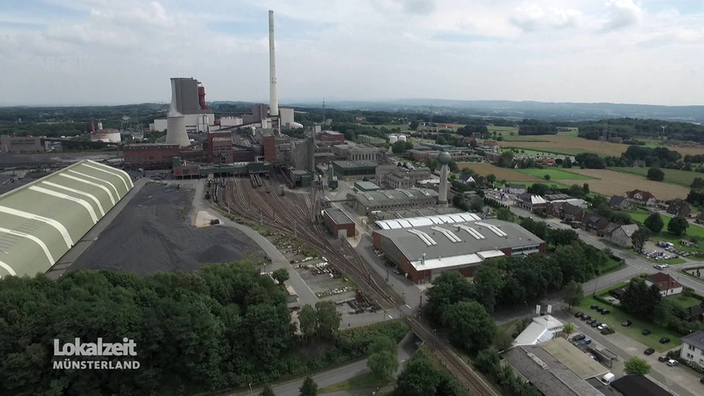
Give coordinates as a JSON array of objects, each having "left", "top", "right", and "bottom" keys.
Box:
[
  {"left": 601, "top": 0, "right": 643, "bottom": 31},
  {"left": 397, "top": 0, "right": 436, "bottom": 15},
  {"left": 510, "top": 4, "right": 582, "bottom": 32}
]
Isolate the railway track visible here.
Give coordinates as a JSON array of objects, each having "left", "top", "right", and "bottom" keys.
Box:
[{"left": 407, "top": 317, "right": 498, "bottom": 396}]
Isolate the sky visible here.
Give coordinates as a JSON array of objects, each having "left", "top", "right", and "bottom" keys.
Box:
[{"left": 1, "top": 0, "right": 703, "bottom": 106}]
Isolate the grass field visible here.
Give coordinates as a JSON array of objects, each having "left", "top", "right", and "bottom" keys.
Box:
[
  {"left": 559, "top": 169, "right": 690, "bottom": 200},
  {"left": 512, "top": 181, "right": 570, "bottom": 189},
  {"left": 611, "top": 167, "right": 701, "bottom": 188},
  {"left": 577, "top": 296, "right": 682, "bottom": 351},
  {"left": 504, "top": 146, "right": 594, "bottom": 156},
  {"left": 627, "top": 211, "right": 704, "bottom": 252},
  {"left": 372, "top": 124, "right": 409, "bottom": 131},
  {"left": 455, "top": 163, "right": 541, "bottom": 182},
  {"left": 669, "top": 295, "right": 702, "bottom": 310},
  {"left": 509, "top": 149, "right": 570, "bottom": 157},
  {"left": 498, "top": 134, "right": 704, "bottom": 157},
  {"left": 515, "top": 168, "right": 597, "bottom": 180}
]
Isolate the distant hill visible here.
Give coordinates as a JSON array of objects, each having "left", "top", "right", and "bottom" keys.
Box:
[{"left": 289, "top": 99, "right": 704, "bottom": 124}]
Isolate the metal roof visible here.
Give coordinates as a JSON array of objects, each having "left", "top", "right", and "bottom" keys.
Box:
[
  {"left": 540, "top": 338, "right": 609, "bottom": 380},
  {"left": 324, "top": 208, "right": 354, "bottom": 225},
  {"left": 351, "top": 188, "right": 437, "bottom": 207},
  {"left": 374, "top": 219, "right": 544, "bottom": 271},
  {"left": 0, "top": 160, "right": 133, "bottom": 278},
  {"left": 375, "top": 212, "right": 481, "bottom": 230}
]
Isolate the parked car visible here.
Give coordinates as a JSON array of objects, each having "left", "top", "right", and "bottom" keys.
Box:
[
  {"left": 580, "top": 338, "right": 592, "bottom": 345},
  {"left": 591, "top": 321, "right": 601, "bottom": 328},
  {"left": 602, "top": 309, "right": 610, "bottom": 314},
  {"left": 644, "top": 348, "right": 655, "bottom": 355},
  {"left": 658, "top": 356, "right": 669, "bottom": 362},
  {"left": 622, "top": 320, "right": 632, "bottom": 327},
  {"left": 591, "top": 304, "right": 600, "bottom": 310},
  {"left": 582, "top": 315, "right": 591, "bottom": 321},
  {"left": 575, "top": 312, "right": 584, "bottom": 318},
  {"left": 660, "top": 338, "right": 671, "bottom": 344},
  {"left": 573, "top": 334, "right": 586, "bottom": 342},
  {"left": 586, "top": 319, "right": 596, "bottom": 325},
  {"left": 643, "top": 329, "right": 652, "bottom": 335},
  {"left": 598, "top": 324, "right": 608, "bottom": 331},
  {"left": 667, "top": 359, "right": 678, "bottom": 367}
]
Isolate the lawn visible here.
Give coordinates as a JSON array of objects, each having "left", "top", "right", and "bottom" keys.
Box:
[
  {"left": 318, "top": 372, "right": 394, "bottom": 394},
  {"left": 505, "top": 181, "right": 570, "bottom": 189},
  {"left": 497, "top": 319, "right": 518, "bottom": 335},
  {"left": 577, "top": 295, "right": 682, "bottom": 352},
  {"left": 627, "top": 211, "right": 704, "bottom": 251},
  {"left": 371, "top": 124, "right": 409, "bottom": 131},
  {"left": 597, "top": 258, "right": 626, "bottom": 275},
  {"left": 611, "top": 167, "right": 702, "bottom": 188},
  {"left": 560, "top": 169, "right": 690, "bottom": 200},
  {"left": 515, "top": 168, "right": 597, "bottom": 180},
  {"left": 488, "top": 126, "right": 518, "bottom": 134},
  {"left": 455, "top": 162, "right": 541, "bottom": 182},
  {"left": 668, "top": 295, "right": 702, "bottom": 310}
]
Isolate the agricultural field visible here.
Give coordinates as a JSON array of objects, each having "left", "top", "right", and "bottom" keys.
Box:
[
  {"left": 371, "top": 124, "right": 409, "bottom": 131},
  {"left": 498, "top": 134, "right": 704, "bottom": 157},
  {"left": 488, "top": 126, "right": 518, "bottom": 134},
  {"left": 509, "top": 149, "right": 571, "bottom": 157},
  {"left": 611, "top": 167, "right": 702, "bottom": 188},
  {"left": 559, "top": 169, "right": 690, "bottom": 200},
  {"left": 455, "top": 162, "right": 540, "bottom": 182},
  {"left": 515, "top": 168, "right": 597, "bottom": 180}
]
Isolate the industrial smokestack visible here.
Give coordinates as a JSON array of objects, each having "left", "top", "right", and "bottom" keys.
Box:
[
  {"left": 166, "top": 78, "right": 190, "bottom": 147},
  {"left": 268, "top": 10, "right": 279, "bottom": 117}
]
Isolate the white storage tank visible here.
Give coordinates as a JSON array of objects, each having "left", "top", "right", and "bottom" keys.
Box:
[
  {"left": 389, "top": 135, "right": 398, "bottom": 144},
  {"left": 398, "top": 135, "right": 407, "bottom": 142}
]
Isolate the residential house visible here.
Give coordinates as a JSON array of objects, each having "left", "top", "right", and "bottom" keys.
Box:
[
  {"left": 517, "top": 193, "right": 548, "bottom": 213},
  {"left": 482, "top": 140, "right": 498, "bottom": 147},
  {"left": 683, "top": 303, "right": 704, "bottom": 322},
  {"left": 540, "top": 158, "right": 557, "bottom": 167},
  {"left": 625, "top": 190, "right": 658, "bottom": 206},
  {"left": 562, "top": 203, "right": 586, "bottom": 222},
  {"left": 505, "top": 184, "right": 526, "bottom": 195},
  {"left": 464, "top": 137, "right": 476, "bottom": 144},
  {"left": 609, "top": 195, "right": 629, "bottom": 210},
  {"left": 602, "top": 223, "right": 619, "bottom": 237},
  {"left": 644, "top": 272, "right": 683, "bottom": 296},
  {"left": 544, "top": 193, "right": 572, "bottom": 202},
  {"left": 610, "top": 224, "right": 640, "bottom": 247},
  {"left": 548, "top": 202, "right": 563, "bottom": 218},
  {"left": 458, "top": 174, "right": 475, "bottom": 184},
  {"left": 697, "top": 212, "right": 704, "bottom": 225},
  {"left": 584, "top": 214, "right": 610, "bottom": 233},
  {"left": 667, "top": 201, "right": 691, "bottom": 217},
  {"left": 680, "top": 331, "right": 704, "bottom": 367}
]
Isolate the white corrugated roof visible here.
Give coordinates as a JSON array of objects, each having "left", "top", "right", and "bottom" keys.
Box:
[
  {"left": 477, "top": 250, "right": 505, "bottom": 259},
  {"left": 375, "top": 212, "right": 481, "bottom": 230},
  {"left": 410, "top": 253, "right": 482, "bottom": 271}
]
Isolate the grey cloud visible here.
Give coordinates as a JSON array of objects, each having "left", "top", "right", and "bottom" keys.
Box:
[
  {"left": 398, "top": 0, "right": 435, "bottom": 15},
  {"left": 601, "top": 0, "right": 642, "bottom": 32}
]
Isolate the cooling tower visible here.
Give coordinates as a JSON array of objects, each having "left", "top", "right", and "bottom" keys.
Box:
[{"left": 166, "top": 78, "right": 190, "bottom": 147}]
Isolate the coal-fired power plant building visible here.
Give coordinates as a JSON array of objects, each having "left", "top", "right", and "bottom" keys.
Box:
[{"left": 373, "top": 214, "right": 545, "bottom": 284}]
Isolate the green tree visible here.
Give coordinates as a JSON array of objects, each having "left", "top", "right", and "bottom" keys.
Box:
[
  {"left": 260, "top": 384, "right": 276, "bottom": 396},
  {"left": 582, "top": 183, "right": 590, "bottom": 194},
  {"left": 563, "top": 323, "right": 575, "bottom": 335},
  {"left": 620, "top": 278, "right": 662, "bottom": 320},
  {"left": 368, "top": 337, "right": 399, "bottom": 379},
  {"left": 562, "top": 160, "right": 573, "bottom": 168},
  {"left": 624, "top": 357, "right": 651, "bottom": 375},
  {"left": 644, "top": 213, "right": 664, "bottom": 233},
  {"left": 392, "top": 353, "right": 440, "bottom": 396},
  {"left": 496, "top": 208, "right": 513, "bottom": 221},
  {"left": 631, "top": 228, "right": 651, "bottom": 251},
  {"left": 272, "top": 268, "right": 290, "bottom": 284},
  {"left": 409, "top": 120, "right": 419, "bottom": 130},
  {"left": 298, "top": 304, "right": 317, "bottom": 339},
  {"left": 440, "top": 301, "right": 497, "bottom": 353},
  {"left": 668, "top": 216, "right": 689, "bottom": 236},
  {"left": 691, "top": 177, "right": 704, "bottom": 189},
  {"left": 426, "top": 158, "right": 438, "bottom": 171},
  {"left": 647, "top": 167, "right": 665, "bottom": 181},
  {"left": 299, "top": 377, "right": 318, "bottom": 396},
  {"left": 391, "top": 140, "right": 407, "bottom": 154},
  {"left": 544, "top": 174, "right": 551, "bottom": 181},
  {"left": 426, "top": 271, "right": 474, "bottom": 320},
  {"left": 315, "top": 301, "right": 341, "bottom": 340},
  {"left": 565, "top": 281, "right": 584, "bottom": 308},
  {"left": 469, "top": 196, "right": 484, "bottom": 212},
  {"left": 486, "top": 174, "right": 497, "bottom": 184},
  {"left": 472, "top": 261, "right": 504, "bottom": 313}
]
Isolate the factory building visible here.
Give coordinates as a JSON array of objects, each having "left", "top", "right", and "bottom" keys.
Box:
[
  {"left": 0, "top": 160, "right": 133, "bottom": 278},
  {"left": 123, "top": 144, "right": 180, "bottom": 168},
  {"left": 332, "top": 161, "right": 377, "bottom": 179},
  {"left": 378, "top": 167, "right": 432, "bottom": 189},
  {"left": 333, "top": 143, "right": 379, "bottom": 162},
  {"left": 317, "top": 130, "right": 345, "bottom": 144},
  {"left": 373, "top": 215, "right": 545, "bottom": 283},
  {"left": 150, "top": 77, "right": 215, "bottom": 134},
  {"left": 354, "top": 181, "right": 380, "bottom": 192},
  {"left": 0, "top": 135, "right": 47, "bottom": 153},
  {"left": 323, "top": 208, "right": 356, "bottom": 238},
  {"left": 347, "top": 188, "right": 438, "bottom": 215}
]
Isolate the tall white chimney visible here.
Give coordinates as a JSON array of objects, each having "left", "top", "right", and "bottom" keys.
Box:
[{"left": 268, "top": 10, "right": 279, "bottom": 117}]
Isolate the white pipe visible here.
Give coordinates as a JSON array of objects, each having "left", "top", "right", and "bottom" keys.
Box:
[{"left": 269, "top": 10, "right": 279, "bottom": 117}]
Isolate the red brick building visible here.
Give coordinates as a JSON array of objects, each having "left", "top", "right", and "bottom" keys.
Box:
[
  {"left": 123, "top": 144, "right": 180, "bottom": 168},
  {"left": 317, "top": 131, "right": 345, "bottom": 144},
  {"left": 323, "top": 208, "right": 356, "bottom": 238}
]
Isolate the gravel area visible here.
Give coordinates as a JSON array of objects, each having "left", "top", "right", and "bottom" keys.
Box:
[{"left": 70, "top": 183, "right": 264, "bottom": 274}]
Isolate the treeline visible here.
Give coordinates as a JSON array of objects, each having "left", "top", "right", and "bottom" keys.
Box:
[
  {"left": 570, "top": 118, "right": 704, "bottom": 143},
  {"left": 391, "top": 350, "right": 471, "bottom": 396},
  {"left": 518, "top": 119, "right": 557, "bottom": 135},
  {"left": 0, "top": 258, "right": 408, "bottom": 396}
]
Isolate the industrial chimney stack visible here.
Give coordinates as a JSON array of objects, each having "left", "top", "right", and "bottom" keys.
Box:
[{"left": 268, "top": 10, "right": 279, "bottom": 117}]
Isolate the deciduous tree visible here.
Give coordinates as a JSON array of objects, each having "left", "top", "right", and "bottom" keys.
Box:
[
  {"left": 668, "top": 216, "right": 689, "bottom": 236},
  {"left": 272, "top": 268, "right": 289, "bottom": 285},
  {"left": 631, "top": 228, "right": 651, "bottom": 251},
  {"left": 315, "top": 301, "right": 341, "bottom": 340},
  {"left": 624, "top": 357, "right": 651, "bottom": 375},
  {"left": 298, "top": 304, "right": 317, "bottom": 339},
  {"left": 565, "top": 281, "right": 584, "bottom": 308},
  {"left": 644, "top": 213, "right": 664, "bottom": 233},
  {"left": 299, "top": 377, "right": 318, "bottom": 396},
  {"left": 440, "top": 301, "right": 497, "bottom": 353}
]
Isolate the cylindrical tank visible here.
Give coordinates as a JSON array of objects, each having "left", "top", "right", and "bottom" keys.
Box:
[
  {"left": 389, "top": 135, "right": 398, "bottom": 143},
  {"left": 398, "top": 135, "right": 407, "bottom": 142},
  {"left": 166, "top": 115, "right": 189, "bottom": 147}
]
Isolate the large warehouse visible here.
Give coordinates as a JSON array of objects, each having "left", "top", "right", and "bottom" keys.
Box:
[
  {"left": 0, "top": 160, "right": 133, "bottom": 278},
  {"left": 347, "top": 188, "right": 438, "bottom": 215},
  {"left": 373, "top": 214, "right": 545, "bottom": 283}
]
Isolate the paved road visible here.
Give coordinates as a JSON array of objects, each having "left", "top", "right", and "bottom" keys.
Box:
[
  {"left": 191, "top": 179, "right": 319, "bottom": 307},
  {"left": 240, "top": 331, "right": 418, "bottom": 396},
  {"left": 553, "top": 310, "right": 698, "bottom": 396},
  {"left": 46, "top": 177, "right": 150, "bottom": 280}
]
